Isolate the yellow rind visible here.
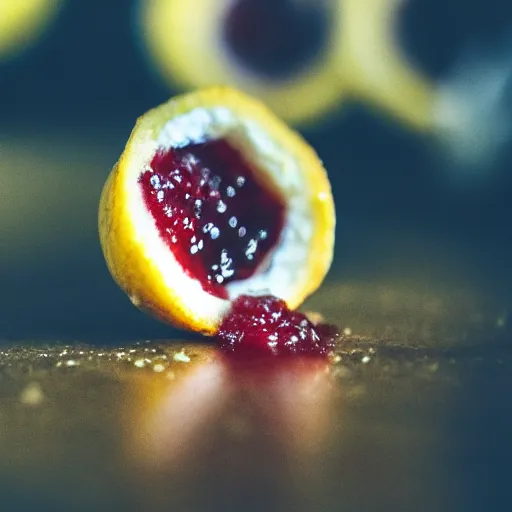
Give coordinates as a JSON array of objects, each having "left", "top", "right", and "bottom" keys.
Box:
[
  {"left": 99, "top": 87, "right": 335, "bottom": 334},
  {"left": 338, "top": 0, "right": 435, "bottom": 132}
]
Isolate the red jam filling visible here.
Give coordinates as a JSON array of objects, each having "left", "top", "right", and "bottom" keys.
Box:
[
  {"left": 223, "top": 0, "right": 330, "bottom": 80},
  {"left": 139, "top": 138, "right": 286, "bottom": 298},
  {"left": 216, "top": 295, "right": 338, "bottom": 358}
]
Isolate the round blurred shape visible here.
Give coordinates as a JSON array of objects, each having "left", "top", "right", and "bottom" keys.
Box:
[
  {"left": 138, "top": 0, "right": 345, "bottom": 125},
  {"left": 0, "top": 0, "right": 63, "bottom": 60}
]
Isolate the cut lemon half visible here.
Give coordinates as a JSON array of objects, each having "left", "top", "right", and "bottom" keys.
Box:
[{"left": 99, "top": 87, "right": 335, "bottom": 335}]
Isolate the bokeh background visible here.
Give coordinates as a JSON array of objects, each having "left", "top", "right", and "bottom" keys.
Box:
[{"left": 1, "top": 0, "right": 512, "bottom": 343}]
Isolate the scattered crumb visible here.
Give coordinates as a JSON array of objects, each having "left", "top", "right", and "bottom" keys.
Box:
[
  {"left": 347, "top": 384, "right": 366, "bottom": 399},
  {"left": 19, "top": 382, "right": 44, "bottom": 406},
  {"left": 304, "top": 311, "right": 325, "bottom": 325},
  {"left": 332, "top": 365, "right": 353, "bottom": 379},
  {"left": 428, "top": 362, "right": 439, "bottom": 373},
  {"left": 343, "top": 327, "right": 352, "bottom": 336},
  {"left": 173, "top": 350, "right": 191, "bottom": 363}
]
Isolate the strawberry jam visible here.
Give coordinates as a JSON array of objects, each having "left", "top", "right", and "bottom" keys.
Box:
[
  {"left": 223, "top": 0, "right": 330, "bottom": 79},
  {"left": 217, "top": 295, "right": 338, "bottom": 358},
  {"left": 139, "top": 138, "right": 285, "bottom": 298}
]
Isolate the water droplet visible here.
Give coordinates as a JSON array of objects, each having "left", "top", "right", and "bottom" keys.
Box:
[
  {"left": 194, "top": 199, "right": 202, "bottom": 218},
  {"left": 211, "top": 175, "right": 221, "bottom": 190},
  {"left": 236, "top": 176, "right": 246, "bottom": 187},
  {"left": 245, "top": 239, "right": 258, "bottom": 257},
  {"left": 238, "top": 226, "right": 247, "bottom": 237},
  {"left": 210, "top": 227, "right": 220, "bottom": 239},
  {"left": 20, "top": 382, "right": 44, "bottom": 406},
  {"left": 217, "top": 200, "right": 227, "bottom": 213},
  {"left": 150, "top": 175, "right": 161, "bottom": 189},
  {"left": 229, "top": 216, "right": 238, "bottom": 228},
  {"left": 227, "top": 186, "right": 236, "bottom": 197},
  {"left": 222, "top": 268, "right": 235, "bottom": 278}
]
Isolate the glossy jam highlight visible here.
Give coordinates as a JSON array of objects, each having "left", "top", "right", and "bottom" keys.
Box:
[
  {"left": 217, "top": 295, "right": 338, "bottom": 358},
  {"left": 139, "top": 138, "right": 286, "bottom": 298},
  {"left": 223, "top": 0, "right": 330, "bottom": 80}
]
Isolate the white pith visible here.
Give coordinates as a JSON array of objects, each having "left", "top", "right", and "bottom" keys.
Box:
[{"left": 124, "top": 106, "right": 314, "bottom": 324}]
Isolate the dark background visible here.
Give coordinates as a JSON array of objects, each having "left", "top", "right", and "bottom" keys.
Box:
[{"left": 1, "top": 0, "right": 511, "bottom": 343}]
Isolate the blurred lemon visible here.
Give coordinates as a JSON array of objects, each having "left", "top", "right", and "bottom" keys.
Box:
[
  {"left": 138, "top": 0, "right": 512, "bottom": 167},
  {"left": 0, "top": 0, "right": 63, "bottom": 59},
  {"left": 139, "top": 0, "right": 345, "bottom": 126},
  {"left": 137, "top": 0, "right": 435, "bottom": 129}
]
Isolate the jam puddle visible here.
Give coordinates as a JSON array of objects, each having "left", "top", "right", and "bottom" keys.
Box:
[{"left": 216, "top": 294, "right": 339, "bottom": 359}]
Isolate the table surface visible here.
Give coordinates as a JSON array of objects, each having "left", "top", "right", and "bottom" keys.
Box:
[
  {"left": 1, "top": 307, "right": 511, "bottom": 511},
  {"left": 1, "top": 133, "right": 512, "bottom": 511}
]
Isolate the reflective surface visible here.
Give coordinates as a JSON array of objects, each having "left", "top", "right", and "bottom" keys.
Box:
[
  {"left": 0, "top": 293, "right": 510, "bottom": 511},
  {"left": 1, "top": 130, "right": 511, "bottom": 511}
]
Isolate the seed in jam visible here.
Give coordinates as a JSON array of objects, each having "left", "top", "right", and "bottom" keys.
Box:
[
  {"left": 139, "top": 138, "right": 286, "bottom": 298},
  {"left": 216, "top": 294, "right": 338, "bottom": 358},
  {"left": 223, "top": 0, "right": 331, "bottom": 80}
]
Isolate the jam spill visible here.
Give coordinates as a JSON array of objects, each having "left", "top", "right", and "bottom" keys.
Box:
[
  {"left": 216, "top": 295, "right": 338, "bottom": 358},
  {"left": 139, "top": 138, "right": 285, "bottom": 298}
]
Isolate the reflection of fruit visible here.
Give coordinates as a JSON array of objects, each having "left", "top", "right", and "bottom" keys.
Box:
[
  {"left": 99, "top": 87, "right": 335, "bottom": 335},
  {"left": 0, "top": 0, "right": 63, "bottom": 59},
  {"left": 139, "top": 0, "right": 345, "bottom": 125}
]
